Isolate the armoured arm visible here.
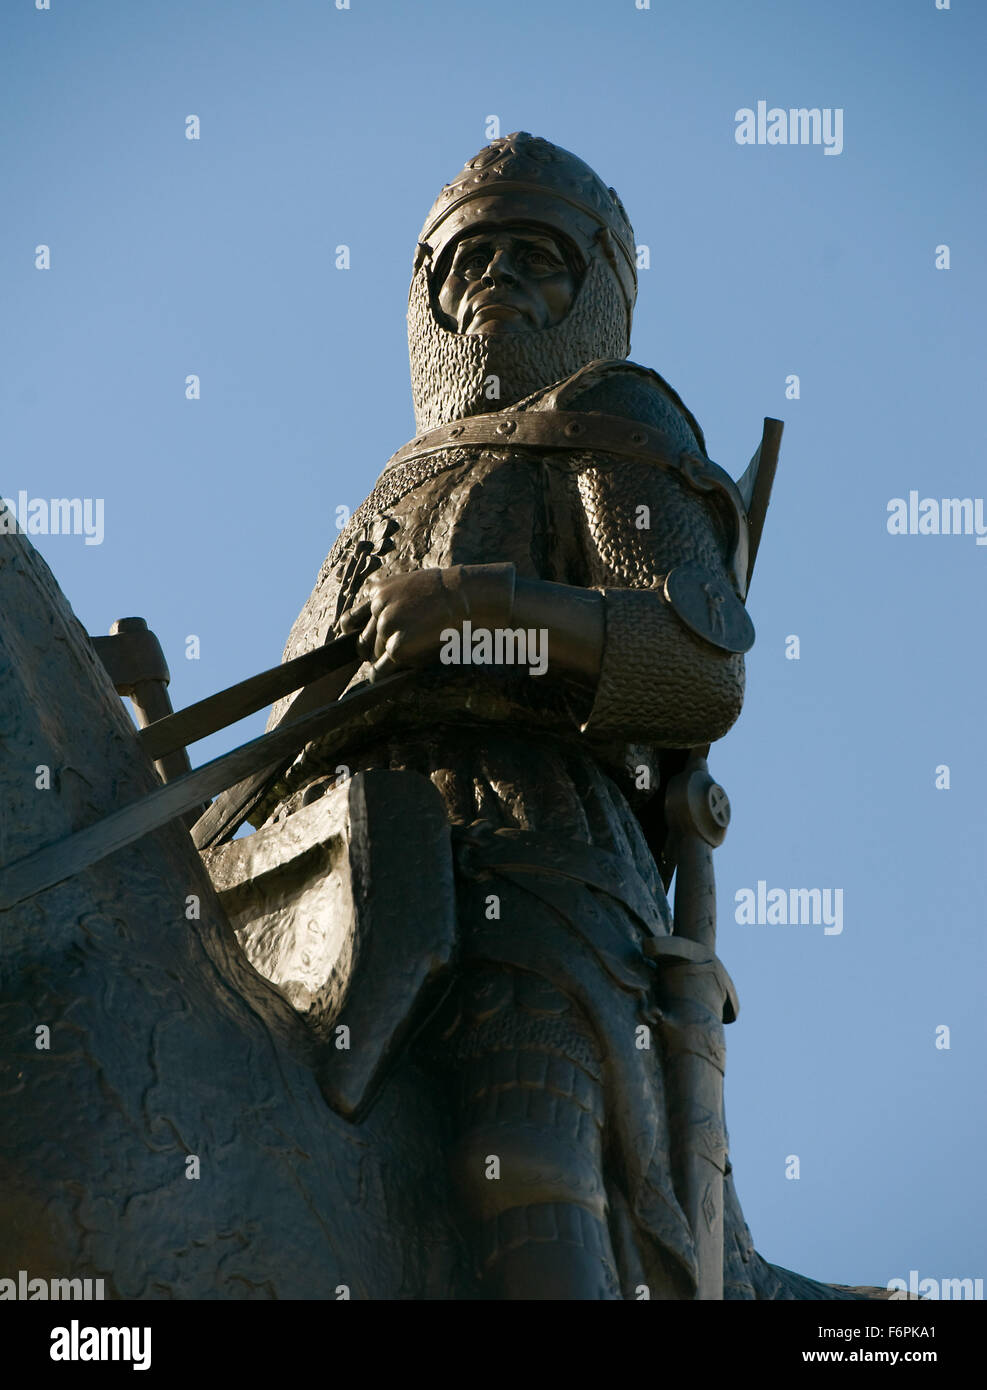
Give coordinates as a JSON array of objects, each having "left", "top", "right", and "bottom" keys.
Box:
[
  {"left": 337, "top": 450, "right": 747, "bottom": 748},
  {"left": 581, "top": 583, "right": 745, "bottom": 745},
  {"left": 574, "top": 457, "right": 748, "bottom": 747},
  {"left": 338, "top": 562, "right": 604, "bottom": 684}
]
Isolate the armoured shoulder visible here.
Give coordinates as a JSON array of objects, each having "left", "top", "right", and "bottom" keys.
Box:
[
  {"left": 524, "top": 361, "right": 748, "bottom": 596},
  {"left": 517, "top": 358, "right": 707, "bottom": 457}
]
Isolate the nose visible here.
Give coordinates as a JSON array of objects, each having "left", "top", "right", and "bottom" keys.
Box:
[{"left": 481, "top": 248, "right": 518, "bottom": 287}]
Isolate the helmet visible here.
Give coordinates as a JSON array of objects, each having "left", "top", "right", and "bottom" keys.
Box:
[
  {"left": 416, "top": 131, "right": 637, "bottom": 319},
  {"left": 408, "top": 133, "right": 638, "bottom": 431}
]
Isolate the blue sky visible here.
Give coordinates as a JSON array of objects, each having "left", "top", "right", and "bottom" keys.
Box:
[{"left": 3, "top": 0, "right": 984, "bottom": 1292}]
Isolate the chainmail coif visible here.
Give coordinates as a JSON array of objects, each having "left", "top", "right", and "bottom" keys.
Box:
[{"left": 407, "top": 254, "right": 630, "bottom": 432}]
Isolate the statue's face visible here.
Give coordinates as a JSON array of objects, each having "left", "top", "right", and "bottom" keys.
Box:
[{"left": 435, "top": 227, "right": 577, "bottom": 335}]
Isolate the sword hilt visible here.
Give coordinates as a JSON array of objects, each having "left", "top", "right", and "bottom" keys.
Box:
[
  {"left": 663, "top": 754, "right": 730, "bottom": 949},
  {"left": 91, "top": 618, "right": 194, "bottom": 786}
]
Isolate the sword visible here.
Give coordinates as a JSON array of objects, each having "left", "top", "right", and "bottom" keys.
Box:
[
  {"left": 644, "top": 417, "right": 782, "bottom": 1298},
  {"left": 137, "top": 630, "right": 361, "bottom": 762},
  {"left": 0, "top": 634, "right": 407, "bottom": 914},
  {"left": 646, "top": 755, "right": 737, "bottom": 1299}
]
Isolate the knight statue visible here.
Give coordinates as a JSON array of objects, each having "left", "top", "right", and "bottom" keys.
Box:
[
  {"left": 2, "top": 131, "right": 895, "bottom": 1304},
  {"left": 201, "top": 131, "right": 775, "bottom": 1299}
]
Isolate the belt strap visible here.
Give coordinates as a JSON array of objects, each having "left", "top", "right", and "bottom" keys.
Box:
[{"left": 388, "top": 409, "right": 684, "bottom": 475}]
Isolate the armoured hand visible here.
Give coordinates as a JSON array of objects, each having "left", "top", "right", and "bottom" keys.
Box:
[
  {"left": 339, "top": 564, "right": 517, "bottom": 681},
  {"left": 339, "top": 564, "right": 604, "bottom": 686}
]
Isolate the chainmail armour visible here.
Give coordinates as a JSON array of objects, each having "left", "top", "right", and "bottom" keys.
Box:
[
  {"left": 261, "top": 135, "right": 753, "bottom": 1298},
  {"left": 408, "top": 254, "right": 630, "bottom": 431},
  {"left": 265, "top": 359, "right": 744, "bottom": 773}
]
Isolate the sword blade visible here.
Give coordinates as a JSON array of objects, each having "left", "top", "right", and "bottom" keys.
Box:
[
  {"left": 138, "top": 631, "right": 361, "bottom": 762},
  {"left": 0, "top": 669, "right": 412, "bottom": 913}
]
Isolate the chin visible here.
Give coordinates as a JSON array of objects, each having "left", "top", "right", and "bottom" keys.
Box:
[{"left": 466, "top": 318, "right": 531, "bottom": 337}]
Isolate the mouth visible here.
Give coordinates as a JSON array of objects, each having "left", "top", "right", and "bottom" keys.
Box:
[{"left": 465, "top": 299, "right": 530, "bottom": 331}]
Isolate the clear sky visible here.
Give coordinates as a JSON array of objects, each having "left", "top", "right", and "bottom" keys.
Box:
[{"left": 3, "top": 0, "right": 984, "bottom": 1294}]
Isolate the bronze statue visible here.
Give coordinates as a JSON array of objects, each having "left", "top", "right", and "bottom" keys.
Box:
[
  {"left": 197, "top": 132, "right": 788, "bottom": 1299},
  {"left": 0, "top": 132, "right": 895, "bottom": 1302}
]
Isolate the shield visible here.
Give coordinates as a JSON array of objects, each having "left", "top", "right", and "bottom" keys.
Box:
[{"left": 201, "top": 768, "right": 457, "bottom": 1121}]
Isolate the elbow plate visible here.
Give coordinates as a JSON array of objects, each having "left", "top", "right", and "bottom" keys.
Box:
[{"left": 663, "top": 561, "right": 755, "bottom": 655}]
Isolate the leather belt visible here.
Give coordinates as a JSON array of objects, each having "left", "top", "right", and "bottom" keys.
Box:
[{"left": 389, "top": 409, "right": 684, "bottom": 475}]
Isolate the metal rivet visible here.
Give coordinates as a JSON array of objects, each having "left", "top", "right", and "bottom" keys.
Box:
[{"left": 564, "top": 421, "right": 583, "bottom": 437}]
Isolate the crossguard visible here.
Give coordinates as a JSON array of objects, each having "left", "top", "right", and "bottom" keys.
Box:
[{"left": 664, "top": 758, "right": 730, "bottom": 848}]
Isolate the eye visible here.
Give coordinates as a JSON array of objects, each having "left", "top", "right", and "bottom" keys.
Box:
[
  {"left": 524, "top": 248, "right": 562, "bottom": 272},
  {"left": 457, "top": 250, "right": 490, "bottom": 274}
]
